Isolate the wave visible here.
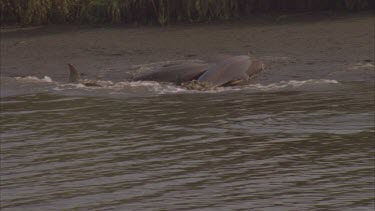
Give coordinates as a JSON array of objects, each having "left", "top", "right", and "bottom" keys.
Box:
[
  {"left": 3, "top": 76, "right": 341, "bottom": 97},
  {"left": 241, "top": 79, "right": 339, "bottom": 91}
]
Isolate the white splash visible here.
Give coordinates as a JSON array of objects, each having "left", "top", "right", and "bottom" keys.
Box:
[
  {"left": 242, "top": 79, "right": 339, "bottom": 91},
  {"left": 349, "top": 62, "right": 375, "bottom": 70},
  {"left": 56, "top": 78, "right": 340, "bottom": 94},
  {"left": 12, "top": 75, "right": 341, "bottom": 96},
  {"left": 15, "top": 76, "right": 53, "bottom": 83},
  {"left": 105, "top": 80, "right": 189, "bottom": 94}
]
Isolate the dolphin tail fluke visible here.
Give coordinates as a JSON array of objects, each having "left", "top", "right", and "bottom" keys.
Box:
[{"left": 68, "top": 63, "right": 81, "bottom": 83}]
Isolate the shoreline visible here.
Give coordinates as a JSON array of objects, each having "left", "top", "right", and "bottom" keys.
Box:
[{"left": 0, "top": 10, "right": 370, "bottom": 30}]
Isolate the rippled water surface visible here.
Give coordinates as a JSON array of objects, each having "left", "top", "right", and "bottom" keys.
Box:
[{"left": 1, "top": 76, "right": 374, "bottom": 210}]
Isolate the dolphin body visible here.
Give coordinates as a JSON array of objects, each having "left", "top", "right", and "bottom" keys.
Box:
[
  {"left": 196, "top": 55, "right": 264, "bottom": 87},
  {"left": 68, "top": 62, "right": 209, "bottom": 86},
  {"left": 67, "top": 55, "right": 264, "bottom": 89},
  {"left": 133, "top": 62, "right": 209, "bottom": 84}
]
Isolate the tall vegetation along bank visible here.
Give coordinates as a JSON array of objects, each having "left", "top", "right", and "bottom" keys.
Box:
[{"left": 1, "top": 0, "right": 373, "bottom": 25}]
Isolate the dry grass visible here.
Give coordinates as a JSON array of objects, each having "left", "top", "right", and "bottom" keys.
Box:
[{"left": 1, "top": 0, "right": 373, "bottom": 25}]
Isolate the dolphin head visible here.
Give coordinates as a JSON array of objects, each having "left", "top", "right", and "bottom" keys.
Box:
[{"left": 246, "top": 59, "right": 265, "bottom": 78}]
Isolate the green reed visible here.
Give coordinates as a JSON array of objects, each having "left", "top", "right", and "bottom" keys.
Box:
[{"left": 0, "top": 0, "right": 373, "bottom": 25}]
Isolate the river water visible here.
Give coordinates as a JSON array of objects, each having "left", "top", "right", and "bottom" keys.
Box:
[{"left": 1, "top": 62, "right": 374, "bottom": 210}]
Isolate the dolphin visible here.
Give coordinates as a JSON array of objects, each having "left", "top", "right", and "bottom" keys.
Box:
[
  {"left": 67, "top": 55, "right": 264, "bottom": 89},
  {"left": 68, "top": 62, "right": 209, "bottom": 86},
  {"left": 196, "top": 55, "right": 264, "bottom": 88},
  {"left": 68, "top": 63, "right": 101, "bottom": 86},
  {"left": 133, "top": 62, "right": 209, "bottom": 84},
  {"left": 68, "top": 63, "right": 80, "bottom": 83}
]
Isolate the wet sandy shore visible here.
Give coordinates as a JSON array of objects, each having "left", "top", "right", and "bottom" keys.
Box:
[{"left": 1, "top": 12, "right": 374, "bottom": 83}]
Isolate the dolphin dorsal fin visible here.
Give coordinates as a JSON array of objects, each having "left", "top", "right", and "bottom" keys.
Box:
[{"left": 68, "top": 63, "right": 81, "bottom": 83}]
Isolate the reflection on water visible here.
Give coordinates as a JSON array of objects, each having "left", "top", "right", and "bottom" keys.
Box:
[{"left": 1, "top": 79, "right": 374, "bottom": 210}]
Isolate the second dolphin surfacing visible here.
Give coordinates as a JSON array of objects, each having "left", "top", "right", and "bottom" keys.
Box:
[{"left": 196, "top": 55, "right": 265, "bottom": 88}]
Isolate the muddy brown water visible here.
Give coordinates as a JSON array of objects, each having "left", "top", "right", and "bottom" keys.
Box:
[{"left": 1, "top": 12, "right": 374, "bottom": 211}]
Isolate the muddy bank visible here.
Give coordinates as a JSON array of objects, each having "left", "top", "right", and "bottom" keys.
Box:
[{"left": 1, "top": 12, "right": 374, "bottom": 83}]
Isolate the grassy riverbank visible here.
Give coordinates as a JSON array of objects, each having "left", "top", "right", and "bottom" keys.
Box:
[{"left": 1, "top": 0, "right": 373, "bottom": 25}]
